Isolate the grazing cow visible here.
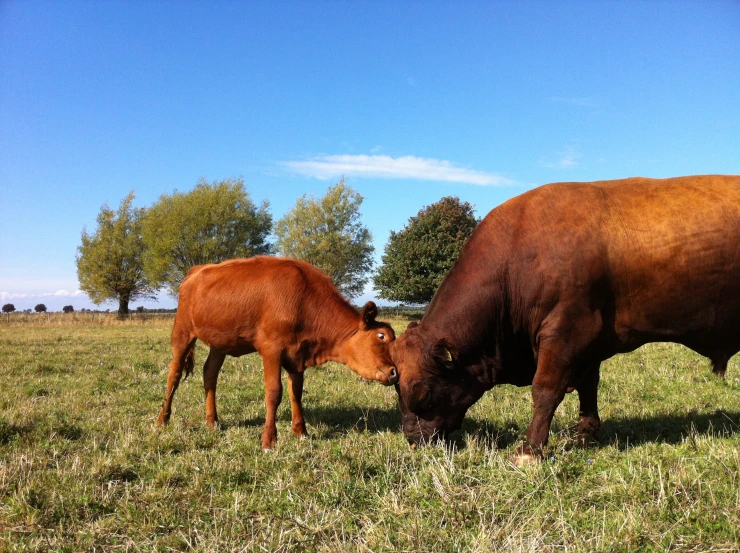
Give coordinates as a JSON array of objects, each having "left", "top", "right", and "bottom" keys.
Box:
[
  {"left": 157, "top": 256, "right": 398, "bottom": 450},
  {"left": 390, "top": 175, "right": 740, "bottom": 464}
]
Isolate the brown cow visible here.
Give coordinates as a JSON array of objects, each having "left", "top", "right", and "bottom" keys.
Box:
[
  {"left": 156, "top": 256, "right": 398, "bottom": 450},
  {"left": 390, "top": 175, "right": 740, "bottom": 465}
]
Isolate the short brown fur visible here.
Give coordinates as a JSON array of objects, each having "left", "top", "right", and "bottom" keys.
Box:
[
  {"left": 391, "top": 175, "right": 740, "bottom": 461},
  {"left": 157, "top": 256, "right": 397, "bottom": 450}
]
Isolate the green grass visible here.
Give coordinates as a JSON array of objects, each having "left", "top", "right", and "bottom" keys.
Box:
[{"left": 1, "top": 316, "right": 738, "bottom": 552}]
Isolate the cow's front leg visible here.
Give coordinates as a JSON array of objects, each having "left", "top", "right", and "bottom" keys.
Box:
[
  {"left": 286, "top": 369, "right": 308, "bottom": 438},
  {"left": 576, "top": 363, "right": 601, "bottom": 444},
  {"left": 261, "top": 351, "right": 283, "bottom": 451}
]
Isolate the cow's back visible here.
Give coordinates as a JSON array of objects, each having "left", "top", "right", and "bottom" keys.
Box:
[{"left": 177, "top": 256, "right": 354, "bottom": 354}]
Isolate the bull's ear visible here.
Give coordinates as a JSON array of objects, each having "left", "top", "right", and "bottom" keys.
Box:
[
  {"left": 434, "top": 339, "right": 455, "bottom": 365},
  {"left": 360, "top": 301, "right": 378, "bottom": 330}
]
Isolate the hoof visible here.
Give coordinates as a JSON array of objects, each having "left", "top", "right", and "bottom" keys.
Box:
[
  {"left": 261, "top": 433, "right": 277, "bottom": 452},
  {"left": 157, "top": 411, "right": 170, "bottom": 427},
  {"left": 512, "top": 443, "right": 542, "bottom": 467},
  {"left": 512, "top": 451, "right": 540, "bottom": 467}
]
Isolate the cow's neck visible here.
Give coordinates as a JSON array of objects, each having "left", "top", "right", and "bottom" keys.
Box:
[{"left": 302, "top": 307, "right": 360, "bottom": 368}]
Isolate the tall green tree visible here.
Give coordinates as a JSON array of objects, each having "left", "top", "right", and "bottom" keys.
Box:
[
  {"left": 142, "top": 177, "right": 272, "bottom": 295},
  {"left": 76, "top": 191, "right": 155, "bottom": 316},
  {"left": 374, "top": 196, "right": 478, "bottom": 304},
  {"left": 274, "top": 178, "right": 373, "bottom": 299}
]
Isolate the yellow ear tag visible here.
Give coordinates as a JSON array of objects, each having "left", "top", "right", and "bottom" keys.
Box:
[{"left": 443, "top": 348, "right": 452, "bottom": 362}]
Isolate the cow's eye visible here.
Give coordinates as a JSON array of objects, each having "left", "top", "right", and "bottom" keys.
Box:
[{"left": 377, "top": 332, "right": 385, "bottom": 340}]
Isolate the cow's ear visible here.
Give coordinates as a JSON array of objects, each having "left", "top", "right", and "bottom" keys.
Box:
[
  {"left": 406, "top": 321, "right": 419, "bottom": 330},
  {"left": 360, "top": 301, "right": 378, "bottom": 329}
]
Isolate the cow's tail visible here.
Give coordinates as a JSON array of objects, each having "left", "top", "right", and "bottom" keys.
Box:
[{"left": 183, "top": 344, "right": 196, "bottom": 379}]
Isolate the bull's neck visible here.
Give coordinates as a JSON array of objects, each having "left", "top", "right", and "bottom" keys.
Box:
[{"left": 421, "top": 227, "right": 511, "bottom": 389}]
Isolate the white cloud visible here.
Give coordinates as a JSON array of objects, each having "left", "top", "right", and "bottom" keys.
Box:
[
  {"left": 539, "top": 147, "right": 583, "bottom": 169},
  {"left": 53, "top": 289, "right": 84, "bottom": 297},
  {"left": 1, "top": 290, "right": 84, "bottom": 301},
  {"left": 280, "top": 154, "right": 513, "bottom": 186}
]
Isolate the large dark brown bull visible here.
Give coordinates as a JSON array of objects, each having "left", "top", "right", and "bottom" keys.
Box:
[
  {"left": 157, "top": 256, "right": 397, "bottom": 450},
  {"left": 390, "top": 175, "right": 740, "bottom": 464}
]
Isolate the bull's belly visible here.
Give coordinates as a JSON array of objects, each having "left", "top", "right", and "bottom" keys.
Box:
[{"left": 609, "top": 313, "right": 740, "bottom": 358}]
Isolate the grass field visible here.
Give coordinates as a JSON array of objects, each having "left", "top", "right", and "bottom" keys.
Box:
[{"left": 1, "top": 314, "right": 738, "bottom": 552}]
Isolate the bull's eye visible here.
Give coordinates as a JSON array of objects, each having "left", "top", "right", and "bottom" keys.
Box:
[{"left": 377, "top": 332, "right": 385, "bottom": 340}]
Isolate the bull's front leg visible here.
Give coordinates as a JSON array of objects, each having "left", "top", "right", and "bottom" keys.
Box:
[
  {"left": 261, "top": 350, "right": 283, "bottom": 451},
  {"left": 515, "top": 339, "right": 573, "bottom": 467}
]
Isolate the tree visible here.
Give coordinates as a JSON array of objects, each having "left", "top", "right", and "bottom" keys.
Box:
[
  {"left": 2, "top": 304, "right": 15, "bottom": 313},
  {"left": 34, "top": 304, "right": 47, "bottom": 313},
  {"left": 63, "top": 305, "right": 74, "bottom": 313},
  {"left": 143, "top": 177, "right": 272, "bottom": 295},
  {"left": 76, "top": 191, "right": 155, "bottom": 317},
  {"left": 274, "top": 178, "right": 374, "bottom": 299},
  {"left": 374, "top": 196, "right": 478, "bottom": 304}
]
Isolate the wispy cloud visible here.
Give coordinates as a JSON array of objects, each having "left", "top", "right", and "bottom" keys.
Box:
[
  {"left": 0, "top": 290, "right": 84, "bottom": 301},
  {"left": 280, "top": 154, "right": 513, "bottom": 186},
  {"left": 539, "top": 147, "right": 583, "bottom": 169}
]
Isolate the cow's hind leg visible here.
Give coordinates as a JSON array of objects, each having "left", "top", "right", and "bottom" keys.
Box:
[
  {"left": 261, "top": 350, "right": 283, "bottom": 451},
  {"left": 203, "top": 348, "right": 227, "bottom": 430},
  {"left": 286, "top": 370, "right": 308, "bottom": 438},
  {"left": 575, "top": 363, "right": 601, "bottom": 444},
  {"left": 157, "top": 334, "right": 196, "bottom": 426}
]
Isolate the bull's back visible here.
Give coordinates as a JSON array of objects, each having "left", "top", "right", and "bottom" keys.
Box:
[
  {"left": 499, "top": 175, "right": 740, "bottom": 350},
  {"left": 601, "top": 177, "right": 738, "bottom": 329}
]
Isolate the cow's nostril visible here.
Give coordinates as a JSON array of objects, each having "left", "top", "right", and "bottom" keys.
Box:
[{"left": 390, "top": 367, "right": 398, "bottom": 378}]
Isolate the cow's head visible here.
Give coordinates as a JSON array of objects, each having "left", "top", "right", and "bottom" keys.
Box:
[
  {"left": 344, "top": 302, "right": 398, "bottom": 385},
  {"left": 390, "top": 322, "right": 485, "bottom": 445}
]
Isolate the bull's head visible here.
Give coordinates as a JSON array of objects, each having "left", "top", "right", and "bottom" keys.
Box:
[{"left": 390, "top": 322, "right": 485, "bottom": 445}]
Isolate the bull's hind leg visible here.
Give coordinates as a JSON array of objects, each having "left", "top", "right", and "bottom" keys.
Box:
[
  {"left": 575, "top": 363, "right": 601, "bottom": 444},
  {"left": 203, "top": 348, "right": 227, "bottom": 430},
  {"left": 286, "top": 370, "right": 308, "bottom": 439},
  {"left": 711, "top": 354, "right": 729, "bottom": 380},
  {"left": 261, "top": 350, "right": 283, "bottom": 451},
  {"left": 157, "top": 335, "right": 196, "bottom": 426}
]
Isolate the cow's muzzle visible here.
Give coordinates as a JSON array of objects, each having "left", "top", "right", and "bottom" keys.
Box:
[{"left": 375, "top": 366, "right": 399, "bottom": 385}]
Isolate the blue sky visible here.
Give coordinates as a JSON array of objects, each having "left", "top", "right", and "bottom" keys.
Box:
[{"left": 2, "top": 1, "right": 739, "bottom": 311}]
